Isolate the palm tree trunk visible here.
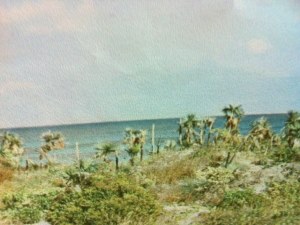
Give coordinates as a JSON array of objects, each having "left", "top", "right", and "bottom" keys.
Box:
[
  {"left": 179, "top": 119, "right": 183, "bottom": 145},
  {"left": 130, "top": 157, "right": 135, "bottom": 166},
  {"left": 115, "top": 155, "right": 119, "bottom": 171},
  {"left": 207, "top": 132, "right": 211, "bottom": 146},
  {"left": 199, "top": 130, "right": 204, "bottom": 145},
  {"left": 179, "top": 133, "right": 183, "bottom": 145},
  {"left": 152, "top": 124, "right": 155, "bottom": 153},
  {"left": 140, "top": 145, "right": 143, "bottom": 161},
  {"left": 207, "top": 125, "right": 213, "bottom": 146},
  {"left": 40, "top": 149, "right": 53, "bottom": 165}
]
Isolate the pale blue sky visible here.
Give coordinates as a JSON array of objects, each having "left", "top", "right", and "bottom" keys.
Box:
[{"left": 0, "top": 0, "right": 299, "bottom": 128}]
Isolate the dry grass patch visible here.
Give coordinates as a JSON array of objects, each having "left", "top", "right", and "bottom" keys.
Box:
[
  {"left": 0, "top": 168, "right": 14, "bottom": 184},
  {"left": 143, "top": 151, "right": 199, "bottom": 184}
]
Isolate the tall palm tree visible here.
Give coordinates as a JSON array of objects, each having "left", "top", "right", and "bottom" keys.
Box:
[
  {"left": 222, "top": 104, "right": 244, "bottom": 134},
  {"left": 95, "top": 142, "right": 119, "bottom": 171},
  {"left": 283, "top": 111, "right": 300, "bottom": 148}
]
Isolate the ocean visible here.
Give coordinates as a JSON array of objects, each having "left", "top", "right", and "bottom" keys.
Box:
[{"left": 0, "top": 114, "right": 287, "bottom": 164}]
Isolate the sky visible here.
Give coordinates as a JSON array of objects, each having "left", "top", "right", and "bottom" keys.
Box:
[{"left": 0, "top": 0, "right": 299, "bottom": 128}]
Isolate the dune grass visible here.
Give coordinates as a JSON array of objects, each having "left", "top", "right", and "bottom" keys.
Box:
[{"left": 0, "top": 145, "right": 300, "bottom": 224}]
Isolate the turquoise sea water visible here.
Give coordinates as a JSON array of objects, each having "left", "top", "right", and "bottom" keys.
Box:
[{"left": 0, "top": 114, "right": 287, "bottom": 164}]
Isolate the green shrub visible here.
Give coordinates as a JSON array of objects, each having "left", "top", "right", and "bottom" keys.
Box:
[
  {"left": 16, "top": 207, "right": 41, "bottom": 224},
  {"left": 270, "top": 146, "right": 297, "bottom": 162},
  {"left": 46, "top": 175, "right": 162, "bottom": 225},
  {"left": 1, "top": 192, "right": 56, "bottom": 224},
  {"left": 180, "top": 167, "right": 234, "bottom": 204},
  {"left": 220, "top": 189, "right": 264, "bottom": 208},
  {"left": 2, "top": 193, "right": 24, "bottom": 209},
  {"left": 199, "top": 181, "right": 300, "bottom": 225}
]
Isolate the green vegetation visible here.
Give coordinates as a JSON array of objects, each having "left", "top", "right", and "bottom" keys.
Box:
[
  {"left": 0, "top": 132, "right": 24, "bottom": 168},
  {"left": 123, "top": 128, "right": 147, "bottom": 165},
  {"left": 0, "top": 105, "right": 300, "bottom": 224},
  {"left": 95, "top": 142, "right": 119, "bottom": 171},
  {"left": 39, "top": 131, "right": 65, "bottom": 165}
]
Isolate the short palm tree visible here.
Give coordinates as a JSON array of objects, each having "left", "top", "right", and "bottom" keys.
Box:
[
  {"left": 181, "top": 114, "right": 198, "bottom": 146},
  {"left": 215, "top": 128, "right": 243, "bottom": 146},
  {"left": 123, "top": 128, "right": 147, "bottom": 164},
  {"left": 283, "top": 111, "right": 300, "bottom": 148},
  {"left": 247, "top": 117, "right": 273, "bottom": 151},
  {"left": 0, "top": 132, "right": 24, "bottom": 167},
  {"left": 204, "top": 117, "right": 216, "bottom": 145},
  {"left": 196, "top": 119, "right": 206, "bottom": 145},
  {"left": 194, "top": 117, "right": 216, "bottom": 145},
  {"left": 222, "top": 104, "right": 244, "bottom": 134},
  {"left": 95, "top": 142, "right": 119, "bottom": 171},
  {"left": 40, "top": 131, "right": 65, "bottom": 164}
]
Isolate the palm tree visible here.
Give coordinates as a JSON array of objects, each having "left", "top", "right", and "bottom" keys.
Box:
[
  {"left": 0, "top": 132, "right": 24, "bottom": 167},
  {"left": 181, "top": 114, "right": 198, "bottom": 146},
  {"left": 204, "top": 117, "right": 216, "bottom": 145},
  {"left": 139, "top": 129, "right": 147, "bottom": 161},
  {"left": 196, "top": 119, "right": 206, "bottom": 145},
  {"left": 40, "top": 131, "right": 65, "bottom": 164},
  {"left": 164, "top": 140, "right": 176, "bottom": 151},
  {"left": 155, "top": 136, "right": 163, "bottom": 154},
  {"left": 123, "top": 128, "right": 147, "bottom": 164},
  {"left": 42, "top": 131, "right": 64, "bottom": 149},
  {"left": 194, "top": 117, "right": 216, "bottom": 145},
  {"left": 95, "top": 142, "right": 119, "bottom": 171},
  {"left": 126, "top": 144, "right": 141, "bottom": 166},
  {"left": 215, "top": 128, "right": 243, "bottom": 146},
  {"left": 247, "top": 117, "right": 273, "bottom": 151},
  {"left": 178, "top": 118, "right": 184, "bottom": 145},
  {"left": 283, "top": 111, "right": 300, "bottom": 148},
  {"left": 222, "top": 104, "right": 244, "bottom": 134}
]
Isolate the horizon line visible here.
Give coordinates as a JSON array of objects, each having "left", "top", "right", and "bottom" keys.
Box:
[{"left": 0, "top": 112, "right": 288, "bottom": 130}]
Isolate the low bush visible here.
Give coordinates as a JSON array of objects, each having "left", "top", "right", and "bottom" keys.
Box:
[
  {"left": 220, "top": 188, "right": 264, "bottom": 208},
  {"left": 143, "top": 156, "right": 197, "bottom": 184},
  {"left": 180, "top": 167, "right": 235, "bottom": 204},
  {"left": 199, "top": 181, "right": 300, "bottom": 225},
  {"left": 1, "top": 192, "right": 57, "bottom": 224},
  {"left": 46, "top": 174, "right": 162, "bottom": 225}
]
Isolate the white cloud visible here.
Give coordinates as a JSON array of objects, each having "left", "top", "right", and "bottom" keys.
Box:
[{"left": 246, "top": 38, "right": 272, "bottom": 54}]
